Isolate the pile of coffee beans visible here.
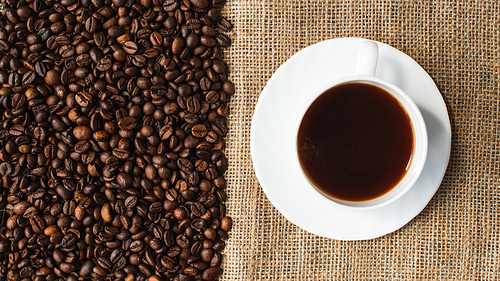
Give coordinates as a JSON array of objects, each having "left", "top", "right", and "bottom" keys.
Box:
[{"left": 0, "top": 0, "right": 233, "bottom": 280}]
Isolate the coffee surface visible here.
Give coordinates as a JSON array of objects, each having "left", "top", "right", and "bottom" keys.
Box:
[{"left": 297, "top": 82, "right": 414, "bottom": 202}]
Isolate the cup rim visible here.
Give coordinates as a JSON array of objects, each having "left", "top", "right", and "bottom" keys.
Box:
[{"left": 293, "top": 76, "right": 428, "bottom": 211}]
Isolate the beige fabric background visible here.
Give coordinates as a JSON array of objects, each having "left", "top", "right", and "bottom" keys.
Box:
[{"left": 219, "top": 0, "right": 500, "bottom": 280}]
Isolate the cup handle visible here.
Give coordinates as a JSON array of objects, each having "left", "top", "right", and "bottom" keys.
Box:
[{"left": 354, "top": 41, "right": 379, "bottom": 76}]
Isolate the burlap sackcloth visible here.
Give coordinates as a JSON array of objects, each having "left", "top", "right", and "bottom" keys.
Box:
[{"left": 218, "top": 0, "right": 500, "bottom": 280}]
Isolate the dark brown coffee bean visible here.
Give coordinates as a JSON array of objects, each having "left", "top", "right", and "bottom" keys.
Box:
[
  {"left": 163, "top": 0, "right": 180, "bottom": 11},
  {"left": 143, "top": 48, "right": 160, "bottom": 59},
  {"left": 118, "top": 116, "right": 137, "bottom": 130},
  {"left": 23, "top": 206, "right": 38, "bottom": 219},
  {"left": 182, "top": 266, "right": 197, "bottom": 276},
  {"left": 94, "top": 31, "right": 106, "bottom": 48},
  {"left": 172, "top": 37, "right": 186, "bottom": 55},
  {"left": 120, "top": 215, "right": 131, "bottom": 229},
  {"left": 217, "top": 16, "right": 232, "bottom": 32},
  {"left": 202, "top": 267, "right": 220, "bottom": 280},
  {"left": 0, "top": 40, "right": 9, "bottom": 51},
  {"left": 73, "top": 126, "right": 92, "bottom": 140},
  {"left": 123, "top": 41, "right": 138, "bottom": 54},
  {"left": 176, "top": 234, "right": 190, "bottom": 248},
  {"left": 75, "top": 91, "right": 93, "bottom": 107},
  {"left": 22, "top": 71, "right": 36, "bottom": 85},
  {"left": 223, "top": 81, "right": 235, "bottom": 95},
  {"left": 159, "top": 125, "right": 174, "bottom": 139},
  {"left": 45, "top": 70, "right": 60, "bottom": 85},
  {"left": 132, "top": 55, "right": 147, "bottom": 67},
  {"left": 60, "top": 45, "right": 75, "bottom": 58},
  {"left": 30, "top": 216, "right": 45, "bottom": 233},
  {"left": 177, "top": 158, "right": 194, "bottom": 173},
  {"left": 150, "top": 32, "right": 162, "bottom": 46},
  {"left": 97, "top": 257, "right": 113, "bottom": 271},
  {"left": 191, "top": 124, "right": 208, "bottom": 138},
  {"left": 101, "top": 203, "right": 113, "bottom": 223},
  {"left": 191, "top": 0, "right": 209, "bottom": 8},
  {"left": 60, "top": 263, "right": 77, "bottom": 274},
  {"left": 200, "top": 35, "right": 216, "bottom": 47},
  {"left": 213, "top": 240, "right": 225, "bottom": 251},
  {"left": 96, "top": 57, "right": 113, "bottom": 71},
  {"left": 19, "top": 266, "right": 34, "bottom": 278},
  {"left": 212, "top": 59, "right": 226, "bottom": 74},
  {"left": 76, "top": 54, "right": 91, "bottom": 66},
  {"left": 216, "top": 33, "right": 231, "bottom": 47},
  {"left": 93, "top": 265, "right": 108, "bottom": 276},
  {"left": 114, "top": 256, "right": 126, "bottom": 271},
  {"left": 125, "top": 196, "right": 138, "bottom": 209},
  {"left": 0, "top": 163, "right": 13, "bottom": 177},
  {"left": 0, "top": 0, "right": 233, "bottom": 277},
  {"left": 35, "top": 62, "right": 48, "bottom": 77},
  {"left": 79, "top": 260, "right": 93, "bottom": 277},
  {"left": 210, "top": 252, "right": 222, "bottom": 267},
  {"left": 185, "top": 33, "right": 200, "bottom": 49},
  {"left": 109, "top": 249, "right": 123, "bottom": 264},
  {"left": 130, "top": 240, "right": 144, "bottom": 252},
  {"left": 85, "top": 17, "right": 98, "bottom": 33},
  {"left": 187, "top": 18, "right": 202, "bottom": 30},
  {"left": 191, "top": 218, "right": 206, "bottom": 232},
  {"left": 149, "top": 202, "right": 163, "bottom": 213}
]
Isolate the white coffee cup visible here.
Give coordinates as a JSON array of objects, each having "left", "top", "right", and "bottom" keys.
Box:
[{"left": 293, "top": 41, "right": 428, "bottom": 211}]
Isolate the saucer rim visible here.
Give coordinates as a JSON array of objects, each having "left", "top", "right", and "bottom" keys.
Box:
[{"left": 250, "top": 37, "right": 452, "bottom": 240}]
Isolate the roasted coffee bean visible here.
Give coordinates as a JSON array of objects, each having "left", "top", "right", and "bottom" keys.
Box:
[
  {"left": 118, "top": 116, "right": 137, "bottom": 130},
  {"left": 132, "top": 55, "right": 147, "bottom": 67},
  {"left": 164, "top": 0, "right": 181, "bottom": 11},
  {"left": 30, "top": 216, "right": 45, "bottom": 233},
  {"left": 216, "top": 33, "right": 231, "bottom": 47},
  {"left": 191, "top": 0, "right": 209, "bottom": 9},
  {"left": 177, "top": 158, "right": 194, "bottom": 173},
  {"left": 123, "top": 41, "right": 138, "bottom": 54},
  {"left": 149, "top": 201, "right": 163, "bottom": 213},
  {"left": 76, "top": 54, "right": 91, "bottom": 66},
  {"left": 130, "top": 240, "right": 144, "bottom": 252},
  {"left": 73, "top": 126, "right": 92, "bottom": 140},
  {"left": 217, "top": 16, "right": 233, "bottom": 32},
  {"left": 177, "top": 235, "right": 190, "bottom": 248},
  {"left": 172, "top": 37, "right": 186, "bottom": 55},
  {"left": 35, "top": 62, "right": 48, "bottom": 77},
  {"left": 202, "top": 267, "right": 220, "bottom": 280},
  {"left": 150, "top": 32, "right": 162, "bottom": 46},
  {"left": 0, "top": 40, "right": 9, "bottom": 51},
  {"left": 101, "top": 203, "right": 113, "bottom": 223},
  {"left": 0, "top": 1, "right": 232, "bottom": 280},
  {"left": 45, "top": 70, "right": 60, "bottom": 85},
  {"left": 186, "top": 18, "right": 202, "bottom": 30},
  {"left": 75, "top": 91, "right": 93, "bottom": 107},
  {"left": 123, "top": 196, "right": 138, "bottom": 210},
  {"left": 96, "top": 57, "right": 113, "bottom": 71},
  {"left": 85, "top": 17, "right": 98, "bottom": 33},
  {"left": 159, "top": 125, "right": 174, "bottom": 140},
  {"left": 79, "top": 260, "right": 93, "bottom": 277},
  {"left": 60, "top": 45, "right": 76, "bottom": 58},
  {"left": 23, "top": 206, "right": 38, "bottom": 218},
  {"left": 94, "top": 31, "right": 106, "bottom": 48},
  {"left": 192, "top": 124, "right": 208, "bottom": 138},
  {"left": 200, "top": 35, "right": 216, "bottom": 47},
  {"left": 22, "top": 71, "right": 36, "bottom": 85}
]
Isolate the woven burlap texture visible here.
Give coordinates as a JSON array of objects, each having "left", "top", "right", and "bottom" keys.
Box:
[{"left": 219, "top": 0, "right": 500, "bottom": 280}]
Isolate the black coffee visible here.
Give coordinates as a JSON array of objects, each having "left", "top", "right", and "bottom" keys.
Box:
[{"left": 297, "top": 82, "right": 414, "bottom": 202}]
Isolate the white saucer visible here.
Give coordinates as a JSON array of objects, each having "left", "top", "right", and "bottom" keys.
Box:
[{"left": 250, "top": 38, "right": 451, "bottom": 240}]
